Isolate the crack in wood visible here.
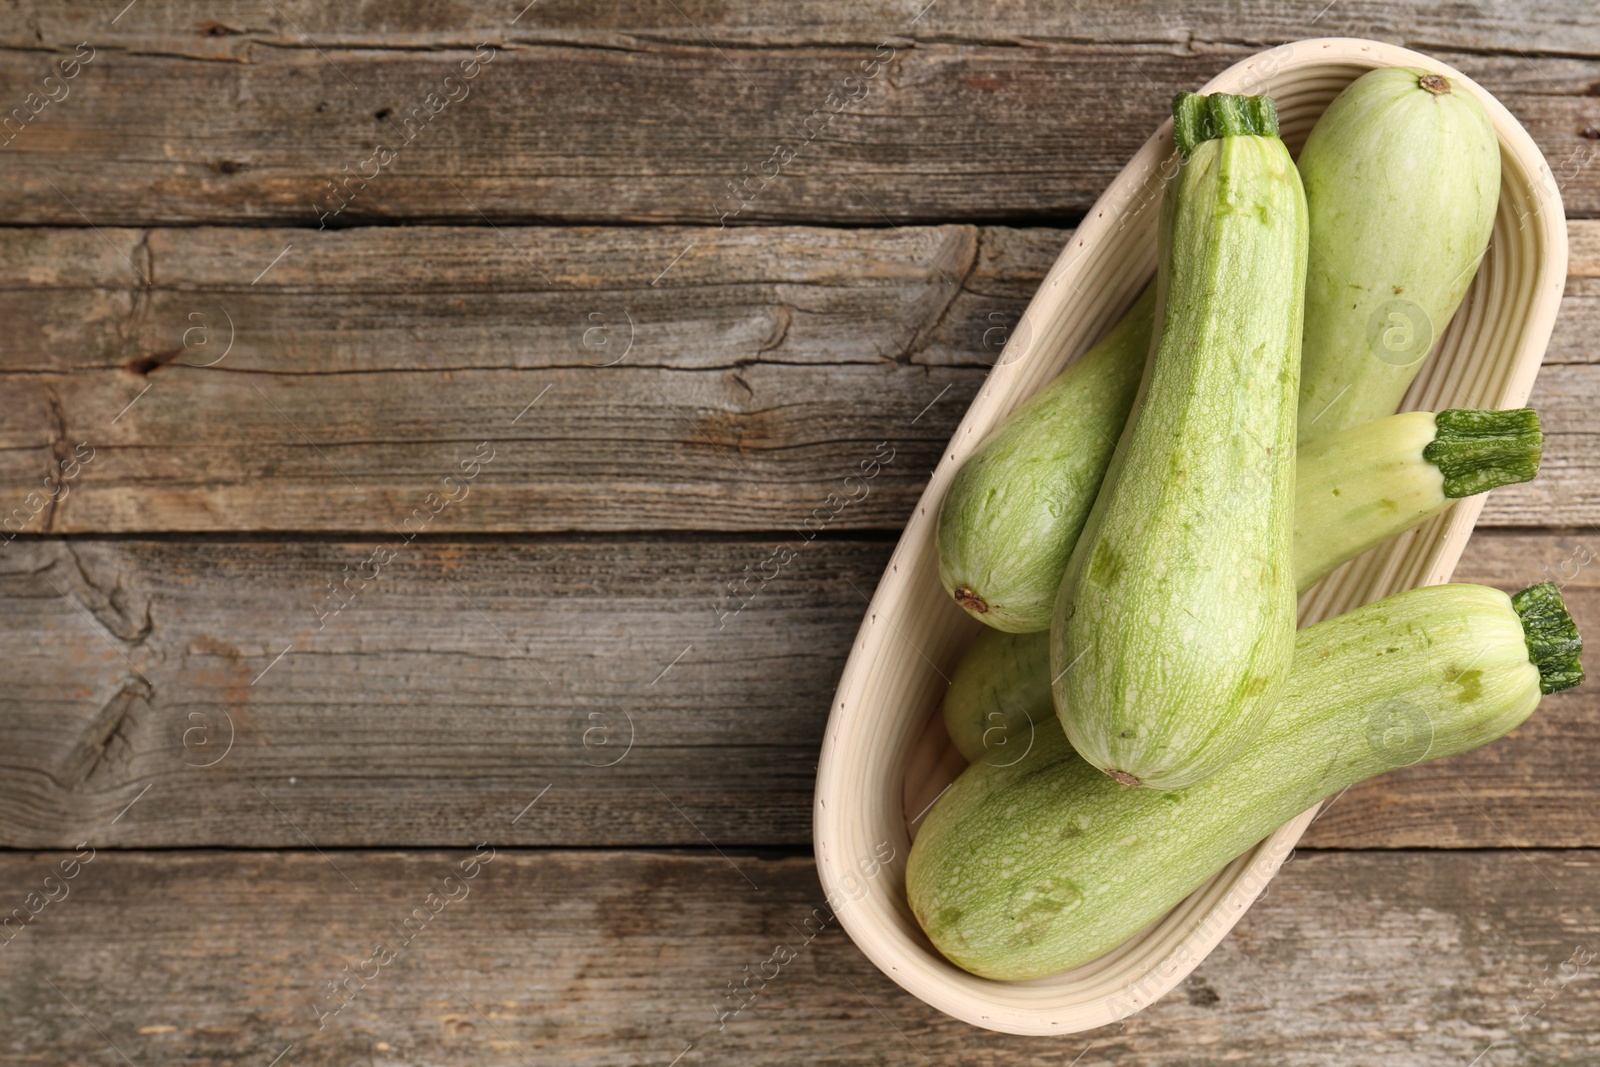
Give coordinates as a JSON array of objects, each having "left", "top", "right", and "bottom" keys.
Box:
[
  {"left": 57, "top": 543, "right": 154, "bottom": 646},
  {"left": 37, "top": 386, "right": 73, "bottom": 536},
  {"left": 57, "top": 679, "right": 152, "bottom": 790},
  {"left": 899, "top": 225, "right": 980, "bottom": 361}
]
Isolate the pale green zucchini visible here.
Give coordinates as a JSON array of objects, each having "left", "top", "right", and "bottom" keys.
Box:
[
  {"left": 947, "top": 406, "right": 1543, "bottom": 763},
  {"left": 942, "top": 626, "right": 1052, "bottom": 766},
  {"left": 1051, "top": 92, "right": 1307, "bottom": 790},
  {"left": 1294, "top": 406, "right": 1541, "bottom": 587},
  {"left": 912, "top": 582, "right": 1583, "bottom": 980},
  {"left": 937, "top": 286, "right": 1156, "bottom": 633},
  {"left": 1296, "top": 67, "right": 1500, "bottom": 441}
]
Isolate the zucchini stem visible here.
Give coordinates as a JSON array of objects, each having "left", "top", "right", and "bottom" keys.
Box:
[
  {"left": 1209, "top": 94, "right": 1251, "bottom": 138},
  {"left": 1513, "top": 582, "right": 1585, "bottom": 694},
  {"left": 1172, "top": 92, "right": 1281, "bottom": 157},
  {"left": 1422, "top": 407, "right": 1544, "bottom": 498}
]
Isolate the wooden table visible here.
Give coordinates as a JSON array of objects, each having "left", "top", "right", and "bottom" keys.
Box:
[{"left": 2, "top": 3, "right": 1596, "bottom": 1063}]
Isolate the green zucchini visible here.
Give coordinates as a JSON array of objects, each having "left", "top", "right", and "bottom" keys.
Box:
[
  {"left": 911, "top": 582, "right": 1583, "bottom": 981},
  {"left": 947, "top": 406, "right": 1543, "bottom": 763},
  {"left": 943, "top": 625, "right": 1052, "bottom": 766},
  {"left": 1295, "top": 407, "right": 1541, "bottom": 587},
  {"left": 1296, "top": 67, "right": 1500, "bottom": 441},
  {"left": 1052, "top": 92, "right": 1307, "bottom": 790},
  {"left": 937, "top": 286, "right": 1156, "bottom": 633}
]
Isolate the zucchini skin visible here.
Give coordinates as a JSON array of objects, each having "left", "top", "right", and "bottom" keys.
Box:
[
  {"left": 943, "top": 626, "right": 1052, "bottom": 764},
  {"left": 937, "top": 287, "right": 1156, "bottom": 633},
  {"left": 1295, "top": 407, "right": 1543, "bottom": 588},
  {"left": 912, "top": 583, "right": 1547, "bottom": 981},
  {"left": 947, "top": 408, "right": 1543, "bottom": 763},
  {"left": 1052, "top": 121, "right": 1308, "bottom": 790},
  {"left": 1296, "top": 67, "right": 1499, "bottom": 441},
  {"left": 1293, "top": 411, "right": 1443, "bottom": 590}
]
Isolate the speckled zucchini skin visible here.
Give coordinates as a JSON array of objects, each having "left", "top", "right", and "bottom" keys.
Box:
[
  {"left": 913, "top": 583, "right": 1557, "bottom": 981},
  {"left": 1296, "top": 67, "right": 1499, "bottom": 441},
  {"left": 937, "top": 287, "right": 1157, "bottom": 633},
  {"left": 1052, "top": 103, "right": 1308, "bottom": 790},
  {"left": 943, "top": 626, "right": 1053, "bottom": 764}
]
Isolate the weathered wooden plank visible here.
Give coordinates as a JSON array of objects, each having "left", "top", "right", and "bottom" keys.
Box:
[
  {"left": 1, "top": 530, "right": 1594, "bottom": 849},
  {"left": 0, "top": 26, "right": 1597, "bottom": 224},
  {"left": 0, "top": 222, "right": 985, "bottom": 534},
  {"left": 12, "top": 0, "right": 1600, "bottom": 53},
  {"left": 0, "top": 537, "right": 871, "bottom": 849},
  {"left": 1, "top": 848, "right": 1595, "bottom": 1065},
  {"left": 0, "top": 222, "right": 1593, "bottom": 533}
]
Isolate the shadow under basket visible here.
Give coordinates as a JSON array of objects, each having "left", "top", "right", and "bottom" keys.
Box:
[{"left": 813, "top": 37, "right": 1567, "bottom": 1036}]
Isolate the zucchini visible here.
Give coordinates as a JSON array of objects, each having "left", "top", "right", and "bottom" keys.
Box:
[
  {"left": 947, "top": 406, "right": 1543, "bottom": 763},
  {"left": 1295, "top": 407, "right": 1541, "bottom": 588},
  {"left": 938, "top": 287, "right": 1156, "bottom": 633},
  {"left": 943, "top": 625, "right": 1052, "bottom": 766},
  {"left": 911, "top": 582, "right": 1584, "bottom": 980},
  {"left": 1296, "top": 67, "right": 1500, "bottom": 440},
  {"left": 1052, "top": 92, "right": 1307, "bottom": 790}
]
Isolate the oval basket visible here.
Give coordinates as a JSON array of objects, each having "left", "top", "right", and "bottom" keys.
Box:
[{"left": 813, "top": 38, "right": 1566, "bottom": 1036}]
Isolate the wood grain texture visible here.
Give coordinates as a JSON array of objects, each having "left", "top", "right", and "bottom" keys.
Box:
[
  {"left": 1, "top": 530, "right": 1592, "bottom": 850},
  {"left": 0, "top": 222, "right": 983, "bottom": 534},
  {"left": 11, "top": 0, "right": 1600, "bottom": 51},
  {"left": 0, "top": 5, "right": 1592, "bottom": 1056},
  {"left": 0, "top": 221, "right": 1594, "bottom": 533},
  {"left": 0, "top": 536, "right": 872, "bottom": 849},
  {"left": 0, "top": 848, "right": 1595, "bottom": 1065},
  {"left": 0, "top": 11, "right": 1598, "bottom": 224}
]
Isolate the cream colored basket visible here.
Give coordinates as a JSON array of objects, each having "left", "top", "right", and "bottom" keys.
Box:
[{"left": 813, "top": 38, "right": 1565, "bottom": 1036}]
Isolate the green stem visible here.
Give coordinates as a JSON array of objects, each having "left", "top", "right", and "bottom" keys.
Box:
[
  {"left": 1172, "top": 92, "right": 1281, "bottom": 157},
  {"left": 1172, "top": 93, "right": 1211, "bottom": 157},
  {"left": 1245, "top": 94, "right": 1279, "bottom": 136},
  {"left": 1512, "top": 582, "right": 1585, "bottom": 694},
  {"left": 1422, "top": 408, "right": 1544, "bottom": 498},
  {"left": 1209, "top": 94, "right": 1251, "bottom": 138}
]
